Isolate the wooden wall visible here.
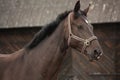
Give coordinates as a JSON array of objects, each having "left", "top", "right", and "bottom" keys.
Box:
[
  {"left": 0, "top": 27, "right": 41, "bottom": 54},
  {"left": 0, "top": 23, "right": 119, "bottom": 80},
  {"left": 0, "top": 0, "right": 120, "bottom": 28}
]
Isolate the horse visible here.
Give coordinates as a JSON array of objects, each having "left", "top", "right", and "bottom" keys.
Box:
[{"left": 0, "top": 0, "right": 103, "bottom": 80}]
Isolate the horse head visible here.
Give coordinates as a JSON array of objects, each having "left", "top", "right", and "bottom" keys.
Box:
[{"left": 64, "top": 0, "right": 103, "bottom": 61}]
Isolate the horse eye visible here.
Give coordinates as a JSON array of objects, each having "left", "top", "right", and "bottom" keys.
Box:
[{"left": 78, "top": 25, "right": 82, "bottom": 29}]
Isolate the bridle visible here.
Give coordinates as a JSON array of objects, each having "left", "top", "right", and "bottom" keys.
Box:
[{"left": 67, "top": 13, "right": 97, "bottom": 54}]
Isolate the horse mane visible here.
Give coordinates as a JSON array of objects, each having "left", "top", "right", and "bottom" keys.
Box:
[{"left": 26, "top": 10, "right": 71, "bottom": 49}]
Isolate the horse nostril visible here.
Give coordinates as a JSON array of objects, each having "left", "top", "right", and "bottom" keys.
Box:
[
  {"left": 93, "top": 49, "right": 102, "bottom": 59},
  {"left": 94, "top": 50, "right": 98, "bottom": 55},
  {"left": 94, "top": 49, "right": 101, "bottom": 55}
]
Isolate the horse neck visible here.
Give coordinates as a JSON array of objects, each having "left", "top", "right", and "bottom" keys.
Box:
[
  {"left": 31, "top": 20, "right": 66, "bottom": 54},
  {"left": 23, "top": 20, "right": 68, "bottom": 80}
]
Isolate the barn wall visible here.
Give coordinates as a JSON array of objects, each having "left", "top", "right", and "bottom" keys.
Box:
[
  {"left": 0, "top": 0, "right": 120, "bottom": 28},
  {"left": 93, "top": 23, "right": 120, "bottom": 80},
  {"left": 0, "top": 23, "right": 119, "bottom": 80},
  {"left": 0, "top": 27, "right": 41, "bottom": 54}
]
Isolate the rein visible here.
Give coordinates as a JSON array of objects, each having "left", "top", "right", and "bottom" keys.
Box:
[{"left": 67, "top": 13, "right": 97, "bottom": 54}]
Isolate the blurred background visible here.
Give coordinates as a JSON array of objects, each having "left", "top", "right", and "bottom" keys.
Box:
[
  {"left": 0, "top": 0, "right": 120, "bottom": 80},
  {"left": 0, "top": 0, "right": 120, "bottom": 28}
]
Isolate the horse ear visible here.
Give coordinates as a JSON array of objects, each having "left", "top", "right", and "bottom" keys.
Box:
[
  {"left": 74, "top": 0, "right": 80, "bottom": 13},
  {"left": 83, "top": 3, "right": 91, "bottom": 16}
]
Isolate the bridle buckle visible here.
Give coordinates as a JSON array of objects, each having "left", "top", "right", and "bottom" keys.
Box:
[{"left": 84, "top": 39, "right": 90, "bottom": 46}]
